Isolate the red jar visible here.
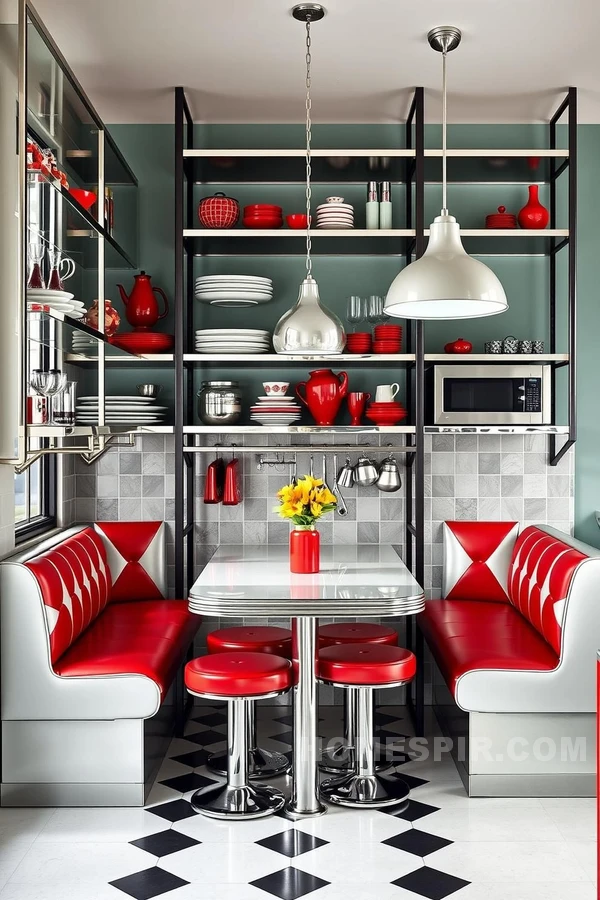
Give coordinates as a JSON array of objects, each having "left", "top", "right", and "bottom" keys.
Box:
[
  {"left": 290, "top": 527, "right": 320, "bottom": 574},
  {"left": 518, "top": 185, "right": 549, "bottom": 230},
  {"left": 198, "top": 192, "right": 240, "bottom": 228}
]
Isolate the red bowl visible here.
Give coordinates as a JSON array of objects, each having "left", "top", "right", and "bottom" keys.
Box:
[
  {"left": 243, "top": 221, "right": 284, "bottom": 230},
  {"left": 374, "top": 327, "right": 402, "bottom": 337},
  {"left": 366, "top": 412, "right": 407, "bottom": 426},
  {"left": 373, "top": 344, "right": 401, "bottom": 353},
  {"left": 109, "top": 332, "right": 174, "bottom": 353},
  {"left": 368, "top": 403, "right": 404, "bottom": 410},
  {"left": 244, "top": 204, "right": 283, "bottom": 212},
  {"left": 286, "top": 214, "right": 309, "bottom": 229},
  {"left": 69, "top": 188, "right": 97, "bottom": 211}
]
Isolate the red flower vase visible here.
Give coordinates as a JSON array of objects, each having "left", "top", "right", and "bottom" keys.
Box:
[
  {"left": 518, "top": 185, "right": 549, "bottom": 229},
  {"left": 290, "top": 526, "right": 320, "bottom": 574}
]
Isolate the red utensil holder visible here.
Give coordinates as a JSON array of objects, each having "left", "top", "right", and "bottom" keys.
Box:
[{"left": 290, "top": 527, "right": 320, "bottom": 574}]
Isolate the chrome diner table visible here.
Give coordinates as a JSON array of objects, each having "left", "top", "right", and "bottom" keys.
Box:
[{"left": 188, "top": 544, "right": 425, "bottom": 818}]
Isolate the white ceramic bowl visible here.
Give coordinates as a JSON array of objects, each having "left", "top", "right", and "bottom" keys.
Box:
[{"left": 263, "top": 382, "right": 289, "bottom": 395}]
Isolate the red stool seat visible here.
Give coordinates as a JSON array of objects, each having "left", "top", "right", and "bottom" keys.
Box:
[
  {"left": 319, "top": 623, "right": 397, "bottom": 648},
  {"left": 319, "top": 644, "right": 416, "bottom": 686},
  {"left": 208, "top": 626, "right": 292, "bottom": 658},
  {"left": 185, "top": 652, "right": 292, "bottom": 697}
]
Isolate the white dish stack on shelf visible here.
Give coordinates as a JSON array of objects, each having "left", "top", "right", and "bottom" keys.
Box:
[
  {"left": 195, "top": 329, "right": 271, "bottom": 354},
  {"left": 315, "top": 196, "right": 354, "bottom": 230},
  {"left": 250, "top": 392, "right": 302, "bottom": 426},
  {"left": 71, "top": 334, "right": 97, "bottom": 354},
  {"left": 194, "top": 275, "right": 273, "bottom": 307},
  {"left": 76, "top": 395, "right": 168, "bottom": 426},
  {"left": 27, "top": 289, "right": 86, "bottom": 319}
]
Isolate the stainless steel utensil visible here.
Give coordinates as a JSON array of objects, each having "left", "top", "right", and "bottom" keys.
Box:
[
  {"left": 136, "top": 383, "right": 163, "bottom": 399},
  {"left": 354, "top": 455, "right": 379, "bottom": 486},
  {"left": 337, "top": 456, "right": 355, "bottom": 488},
  {"left": 376, "top": 454, "right": 402, "bottom": 492},
  {"left": 332, "top": 453, "right": 348, "bottom": 517},
  {"left": 197, "top": 381, "right": 242, "bottom": 426}
]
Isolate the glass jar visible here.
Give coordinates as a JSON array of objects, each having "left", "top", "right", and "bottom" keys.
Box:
[{"left": 197, "top": 381, "right": 242, "bottom": 426}]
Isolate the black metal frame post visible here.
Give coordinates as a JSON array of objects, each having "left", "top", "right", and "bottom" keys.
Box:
[{"left": 549, "top": 88, "right": 577, "bottom": 466}]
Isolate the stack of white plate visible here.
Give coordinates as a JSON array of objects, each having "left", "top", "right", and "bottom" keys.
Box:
[
  {"left": 76, "top": 395, "right": 167, "bottom": 426},
  {"left": 27, "top": 289, "right": 86, "bottom": 319},
  {"left": 195, "top": 275, "right": 273, "bottom": 307},
  {"left": 316, "top": 196, "right": 354, "bottom": 230},
  {"left": 71, "top": 334, "right": 97, "bottom": 354},
  {"left": 250, "top": 394, "right": 302, "bottom": 426},
  {"left": 195, "top": 329, "right": 271, "bottom": 354}
]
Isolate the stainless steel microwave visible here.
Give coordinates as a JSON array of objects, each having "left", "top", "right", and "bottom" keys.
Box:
[{"left": 432, "top": 364, "right": 552, "bottom": 425}]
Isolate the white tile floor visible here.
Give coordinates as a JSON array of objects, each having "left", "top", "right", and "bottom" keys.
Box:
[{"left": 0, "top": 707, "right": 595, "bottom": 900}]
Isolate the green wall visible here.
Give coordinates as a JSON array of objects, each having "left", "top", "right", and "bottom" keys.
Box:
[{"left": 107, "top": 122, "right": 600, "bottom": 545}]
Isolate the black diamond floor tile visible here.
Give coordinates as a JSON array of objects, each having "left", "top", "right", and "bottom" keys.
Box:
[
  {"left": 383, "top": 828, "right": 453, "bottom": 857},
  {"left": 159, "top": 772, "right": 218, "bottom": 793},
  {"left": 256, "top": 829, "right": 329, "bottom": 858},
  {"left": 148, "top": 798, "right": 197, "bottom": 823},
  {"left": 130, "top": 829, "right": 200, "bottom": 857},
  {"left": 171, "top": 748, "right": 209, "bottom": 769},
  {"left": 392, "top": 866, "right": 470, "bottom": 899},
  {"left": 192, "top": 710, "right": 228, "bottom": 727},
  {"left": 276, "top": 713, "right": 326, "bottom": 727},
  {"left": 110, "top": 867, "right": 190, "bottom": 900},
  {"left": 384, "top": 799, "right": 441, "bottom": 822},
  {"left": 250, "top": 866, "right": 330, "bottom": 900},
  {"left": 394, "top": 773, "right": 429, "bottom": 790},
  {"left": 375, "top": 710, "right": 403, "bottom": 726},
  {"left": 266, "top": 731, "right": 293, "bottom": 745},
  {"left": 184, "top": 729, "right": 227, "bottom": 747}
]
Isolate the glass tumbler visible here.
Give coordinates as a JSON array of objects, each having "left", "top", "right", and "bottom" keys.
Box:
[
  {"left": 346, "top": 295, "right": 365, "bottom": 327},
  {"left": 367, "top": 294, "right": 384, "bottom": 324},
  {"left": 52, "top": 381, "right": 77, "bottom": 426}
]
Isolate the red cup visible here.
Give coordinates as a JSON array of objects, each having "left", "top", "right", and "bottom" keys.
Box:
[
  {"left": 347, "top": 391, "right": 371, "bottom": 426},
  {"left": 286, "top": 214, "right": 309, "bottom": 229}
]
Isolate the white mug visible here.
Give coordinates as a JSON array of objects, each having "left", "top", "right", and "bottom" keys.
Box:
[{"left": 375, "top": 383, "right": 399, "bottom": 402}]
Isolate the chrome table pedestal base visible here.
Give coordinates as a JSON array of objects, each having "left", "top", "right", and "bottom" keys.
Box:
[
  {"left": 319, "top": 685, "right": 410, "bottom": 810},
  {"left": 190, "top": 782, "right": 285, "bottom": 820},
  {"left": 319, "top": 688, "right": 390, "bottom": 775},
  {"left": 208, "top": 703, "right": 290, "bottom": 779},
  {"left": 284, "top": 616, "right": 327, "bottom": 819}
]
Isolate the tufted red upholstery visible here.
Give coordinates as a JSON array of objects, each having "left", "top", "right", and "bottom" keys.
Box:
[
  {"left": 25, "top": 528, "right": 110, "bottom": 663},
  {"left": 318, "top": 644, "right": 416, "bottom": 686},
  {"left": 443, "top": 521, "right": 519, "bottom": 603},
  {"left": 185, "top": 652, "right": 293, "bottom": 697},
  {"left": 419, "top": 600, "right": 559, "bottom": 696},
  {"left": 508, "top": 526, "right": 586, "bottom": 655},
  {"left": 94, "top": 521, "right": 166, "bottom": 601},
  {"left": 318, "top": 623, "right": 398, "bottom": 648},
  {"left": 207, "top": 626, "right": 292, "bottom": 657}
]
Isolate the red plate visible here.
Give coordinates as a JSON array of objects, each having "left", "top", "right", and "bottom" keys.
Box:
[
  {"left": 244, "top": 204, "right": 283, "bottom": 212},
  {"left": 243, "top": 219, "right": 284, "bottom": 229},
  {"left": 109, "top": 333, "right": 174, "bottom": 353}
]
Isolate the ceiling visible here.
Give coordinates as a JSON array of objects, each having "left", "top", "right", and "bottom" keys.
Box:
[{"left": 31, "top": 0, "right": 600, "bottom": 124}]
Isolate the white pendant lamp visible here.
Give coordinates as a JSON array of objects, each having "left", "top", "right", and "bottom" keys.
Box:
[
  {"left": 273, "top": 4, "right": 345, "bottom": 355},
  {"left": 384, "top": 27, "right": 508, "bottom": 320}
]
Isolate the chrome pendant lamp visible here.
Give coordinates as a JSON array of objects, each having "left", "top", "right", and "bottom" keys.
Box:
[
  {"left": 384, "top": 27, "right": 508, "bottom": 320},
  {"left": 273, "top": 4, "right": 345, "bottom": 355}
]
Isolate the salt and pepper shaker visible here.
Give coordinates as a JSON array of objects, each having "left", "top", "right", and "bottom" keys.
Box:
[
  {"left": 366, "top": 180, "right": 379, "bottom": 230},
  {"left": 379, "top": 181, "right": 392, "bottom": 229}
]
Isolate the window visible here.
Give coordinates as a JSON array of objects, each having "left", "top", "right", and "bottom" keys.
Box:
[{"left": 15, "top": 454, "right": 56, "bottom": 540}]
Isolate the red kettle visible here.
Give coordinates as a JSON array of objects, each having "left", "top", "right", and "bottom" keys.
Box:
[{"left": 117, "top": 271, "right": 169, "bottom": 330}]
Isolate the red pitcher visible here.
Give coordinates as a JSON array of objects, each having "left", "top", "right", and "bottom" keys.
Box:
[
  {"left": 117, "top": 271, "right": 169, "bottom": 330},
  {"left": 295, "top": 368, "right": 349, "bottom": 426}
]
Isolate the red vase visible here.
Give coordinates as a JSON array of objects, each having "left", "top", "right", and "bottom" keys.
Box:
[
  {"left": 518, "top": 185, "right": 549, "bottom": 230},
  {"left": 295, "top": 368, "right": 349, "bottom": 426},
  {"left": 290, "top": 527, "right": 320, "bottom": 574}
]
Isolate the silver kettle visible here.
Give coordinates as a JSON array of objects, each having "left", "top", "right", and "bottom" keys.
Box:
[
  {"left": 376, "top": 454, "right": 402, "bottom": 492},
  {"left": 337, "top": 456, "right": 355, "bottom": 488},
  {"left": 354, "top": 455, "right": 379, "bottom": 486}
]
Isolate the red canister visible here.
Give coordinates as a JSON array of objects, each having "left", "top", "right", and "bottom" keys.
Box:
[
  {"left": 198, "top": 192, "right": 240, "bottom": 228},
  {"left": 289, "top": 527, "right": 320, "bottom": 574}
]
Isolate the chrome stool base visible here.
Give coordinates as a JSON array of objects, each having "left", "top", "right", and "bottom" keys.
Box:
[
  {"left": 320, "top": 770, "right": 410, "bottom": 809},
  {"left": 190, "top": 782, "right": 285, "bottom": 820},
  {"left": 319, "top": 688, "right": 388, "bottom": 775},
  {"left": 208, "top": 746, "right": 290, "bottom": 780}
]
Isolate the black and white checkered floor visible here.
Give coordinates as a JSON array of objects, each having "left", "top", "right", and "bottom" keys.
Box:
[{"left": 0, "top": 706, "right": 595, "bottom": 899}]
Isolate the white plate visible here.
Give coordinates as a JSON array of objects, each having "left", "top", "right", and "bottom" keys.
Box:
[
  {"left": 316, "top": 203, "right": 354, "bottom": 211},
  {"left": 196, "top": 347, "right": 268, "bottom": 354},
  {"left": 77, "top": 406, "right": 168, "bottom": 413},
  {"left": 316, "top": 213, "right": 354, "bottom": 220},
  {"left": 195, "top": 275, "right": 272, "bottom": 283},
  {"left": 316, "top": 224, "right": 355, "bottom": 229},
  {"left": 197, "top": 298, "right": 268, "bottom": 307},
  {"left": 251, "top": 420, "right": 301, "bottom": 426},
  {"left": 256, "top": 396, "right": 294, "bottom": 402},
  {"left": 195, "top": 286, "right": 273, "bottom": 294},
  {"left": 196, "top": 328, "right": 270, "bottom": 336},
  {"left": 195, "top": 341, "right": 270, "bottom": 347},
  {"left": 27, "top": 289, "right": 75, "bottom": 302},
  {"left": 195, "top": 280, "right": 272, "bottom": 288},
  {"left": 195, "top": 292, "right": 273, "bottom": 303}
]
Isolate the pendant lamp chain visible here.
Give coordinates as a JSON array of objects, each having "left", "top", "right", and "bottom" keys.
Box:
[{"left": 304, "top": 17, "right": 313, "bottom": 279}]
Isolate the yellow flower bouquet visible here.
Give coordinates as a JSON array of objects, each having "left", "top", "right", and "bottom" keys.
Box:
[{"left": 275, "top": 475, "right": 337, "bottom": 527}]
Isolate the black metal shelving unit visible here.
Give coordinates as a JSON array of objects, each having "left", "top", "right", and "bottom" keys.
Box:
[{"left": 173, "top": 86, "right": 577, "bottom": 733}]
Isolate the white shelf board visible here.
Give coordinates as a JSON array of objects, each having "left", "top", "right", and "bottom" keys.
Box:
[
  {"left": 183, "top": 425, "right": 416, "bottom": 434},
  {"left": 423, "top": 228, "right": 569, "bottom": 238},
  {"left": 424, "top": 353, "right": 568, "bottom": 363},
  {"left": 184, "top": 228, "right": 416, "bottom": 238},
  {"left": 28, "top": 425, "right": 174, "bottom": 437},
  {"left": 184, "top": 353, "right": 415, "bottom": 364},
  {"left": 425, "top": 425, "right": 569, "bottom": 434},
  {"left": 65, "top": 354, "right": 174, "bottom": 363},
  {"left": 184, "top": 148, "right": 415, "bottom": 158},
  {"left": 424, "top": 148, "right": 569, "bottom": 158}
]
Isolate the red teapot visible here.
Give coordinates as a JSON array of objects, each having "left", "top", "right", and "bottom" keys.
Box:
[
  {"left": 296, "top": 369, "right": 349, "bottom": 426},
  {"left": 117, "top": 271, "right": 169, "bottom": 330},
  {"left": 444, "top": 337, "right": 473, "bottom": 354}
]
